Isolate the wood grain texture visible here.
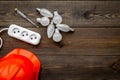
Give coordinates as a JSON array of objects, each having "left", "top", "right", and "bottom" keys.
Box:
[
  {"left": 0, "top": 1, "right": 120, "bottom": 80},
  {"left": 0, "top": 1, "right": 119, "bottom": 28}
]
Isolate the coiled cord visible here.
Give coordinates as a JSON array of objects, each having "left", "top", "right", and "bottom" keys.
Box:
[{"left": 0, "top": 28, "right": 8, "bottom": 48}]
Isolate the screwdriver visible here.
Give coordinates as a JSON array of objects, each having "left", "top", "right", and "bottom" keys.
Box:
[{"left": 14, "top": 8, "right": 39, "bottom": 28}]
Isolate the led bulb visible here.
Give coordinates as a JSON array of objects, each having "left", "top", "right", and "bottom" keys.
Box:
[
  {"left": 36, "top": 8, "right": 53, "bottom": 17},
  {"left": 53, "top": 28, "right": 62, "bottom": 42},
  {"left": 53, "top": 11, "right": 62, "bottom": 24},
  {"left": 36, "top": 17, "right": 50, "bottom": 26},
  {"left": 56, "top": 24, "right": 74, "bottom": 32},
  {"left": 47, "top": 21, "right": 55, "bottom": 38}
]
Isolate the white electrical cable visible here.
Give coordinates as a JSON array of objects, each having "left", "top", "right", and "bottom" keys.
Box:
[
  {"left": 0, "top": 28, "right": 8, "bottom": 48},
  {"left": 0, "top": 37, "right": 3, "bottom": 48}
]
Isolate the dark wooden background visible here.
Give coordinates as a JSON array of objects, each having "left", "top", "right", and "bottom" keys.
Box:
[{"left": 0, "top": 1, "right": 120, "bottom": 80}]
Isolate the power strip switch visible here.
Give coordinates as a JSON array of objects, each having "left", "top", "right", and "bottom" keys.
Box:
[{"left": 8, "top": 24, "right": 41, "bottom": 45}]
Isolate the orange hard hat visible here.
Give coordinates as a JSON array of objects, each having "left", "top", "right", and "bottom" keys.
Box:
[{"left": 0, "top": 48, "right": 41, "bottom": 80}]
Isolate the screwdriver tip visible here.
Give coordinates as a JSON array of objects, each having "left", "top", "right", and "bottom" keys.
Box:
[{"left": 14, "top": 8, "right": 18, "bottom": 11}]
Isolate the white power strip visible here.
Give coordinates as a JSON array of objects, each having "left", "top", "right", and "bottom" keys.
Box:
[{"left": 8, "top": 24, "right": 41, "bottom": 45}]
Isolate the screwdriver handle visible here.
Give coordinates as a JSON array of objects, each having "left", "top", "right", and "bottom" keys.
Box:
[{"left": 15, "top": 8, "right": 27, "bottom": 19}]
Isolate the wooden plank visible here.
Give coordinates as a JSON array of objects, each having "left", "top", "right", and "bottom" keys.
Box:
[
  {"left": 0, "top": 28, "right": 120, "bottom": 56},
  {"left": 40, "top": 67, "right": 120, "bottom": 80},
  {"left": 1, "top": 52, "right": 120, "bottom": 68},
  {"left": 0, "top": 1, "right": 119, "bottom": 28},
  {"left": 39, "top": 55, "right": 120, "bottom": 68}
]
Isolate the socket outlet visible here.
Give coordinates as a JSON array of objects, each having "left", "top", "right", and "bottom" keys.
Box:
[
  {"left": 8, "top": 24, "right": 41, "bottom": 45},
  {"left": 21, "top": 31, "right": 29, "bottom": 38}
]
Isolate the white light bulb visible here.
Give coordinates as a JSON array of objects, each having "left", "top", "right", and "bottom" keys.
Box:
[
  {"left": 36, "top": 17, "right": 50, "bottom": 26},
  {"left": 53, "top": 28, "right": 62, "bottom": 42},
  {"left": 53, "top": 11, "right": 62, "bottom": 24},
  {"left": 56, "top": 24, "right": 74, "bottom": 32},
  {"left": 36, "top": 8, "right": 53, "bottom": 17},
  {"left": 47, "top": 21, "right": 55, "bottom": 38}
]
